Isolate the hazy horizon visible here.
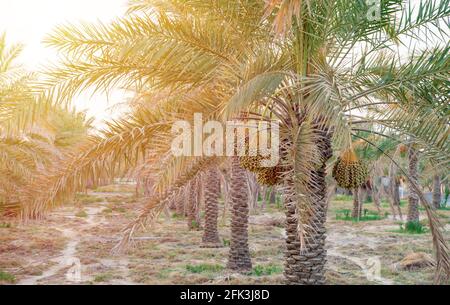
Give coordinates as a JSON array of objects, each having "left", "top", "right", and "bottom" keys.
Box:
[{"left": 0, "top": 0, "right": 130, "bottom": 126}]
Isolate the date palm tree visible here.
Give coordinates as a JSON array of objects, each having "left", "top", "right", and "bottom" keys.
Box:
[
  {"left": 227, "top": 157, "right": 252, "bottom": 271},
  {"left": 187, "top": 178, "right": 201, "bottom": 230},
  {"left": 432, "top": 174, "right": 442, "bottom": 209},
  {"left": 352, "top": 187, "right": 362, "bottom": 219},
  {"left": 225, "top": 0, "right": 450, "bottom": 284},
  {"left": 23, "top": 0, "right": 450, "bottom": 284},
  {"left": 407, "top": 145, "right": 420, "bottom": 222},
  {"left": 0, "top": 33, "right": 93, "bottom": 214}
]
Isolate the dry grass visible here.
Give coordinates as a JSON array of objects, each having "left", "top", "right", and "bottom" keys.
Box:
[{"left": 1, "top": 185, "right": 449, "bottom": 285}]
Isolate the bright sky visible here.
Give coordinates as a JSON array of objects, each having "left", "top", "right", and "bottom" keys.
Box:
[
  {"left": 0, "top": 0, "right": 130, "bottom": 126},
  {"left": 0, "top": 0, "right": 445, "bottom": 127}
]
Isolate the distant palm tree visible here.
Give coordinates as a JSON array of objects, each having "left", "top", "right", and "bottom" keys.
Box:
[
  {"left": 202, "top": 167, "right": 222, "bottom": 247},
  {"left": 0, "top": 34, "right": 92, "bottom": 215},
  {"left": 432, "top": 175, "right": 442, "bottom": 209},
  {"left": 227, "top": 157, "right": 252, "bottom": 271},
  {"left": 24, "top": 0, "right": 450, "bottom": 283},
  {"left": 407, "top": 145, "right": 420, "bottom": 223}
]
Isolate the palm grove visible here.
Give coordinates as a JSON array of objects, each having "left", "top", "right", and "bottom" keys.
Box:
[{"left": 0, "top": 0, "right": 449, "bottom": 284}]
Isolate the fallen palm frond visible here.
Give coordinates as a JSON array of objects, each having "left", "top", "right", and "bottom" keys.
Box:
[
  {"left": 113, "top": 156, "right": 222, "bottom": 253},
  {"left": 19, "top": 118, "right": 169, "bottom": 219}
]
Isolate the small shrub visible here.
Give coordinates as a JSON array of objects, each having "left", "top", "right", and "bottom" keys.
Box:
[
  {"left": 0, "top": 222, "right": 11, "bottom": 229},
  {"left": 402, "top": 221, "right": 427, "bottom": 234},
  {"left": 75, "top": 210, "right": 88, "bottom": 218},
  {"left": 392, "top": 221, "right": 428, "bottom": 234},
  {"left": 0, "top": 271, "right": 16, "bottom": 283},
  {"left": 223, "top": 239, "right": 230, "bottom": 246},
  {"left": 251, "top": 264, "right": 283, "bottom": 276},
  {"left": 75, "top": 194, "right": 103, "bottom": 204},
  {"left": 190, "top": 220, "right": 200, "bottom": 229},
  {"left": 186, "top": 264, "right": 224, "bottom": 274},
  {"left": 334, "top": 194, "right": 353, "bottom": 201},
  {"left": 93, "top": 273, "right": 114, "bottom": 282},
  {"left": 335, "top": 209, "right": 385, "bottom": 222},
  {"left": 171, "top": 213, "right": 183, "bottom": 219},
  {"left": 102, "top": 208, "right": 113, "bottom": 214}
]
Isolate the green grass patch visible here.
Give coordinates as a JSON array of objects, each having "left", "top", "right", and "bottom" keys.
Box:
[
  {"left": 251, "top": 264, "right": 283, "bottom": 276},
  {"left": 393, "top": 221, "right": 428, "bottom": 234},
  {"left": 334, "top": 194, "right": 353, "bottom": 201},
  {"left": 113, "top": 207, "right": 127, "bottom": 213},
  {"left": 102, "top": 208, "right": 113, "bottom": 214},
  {"left": 222, "top": 238, "right": 230, "bottom": 247},
  {"left": 93, "top": 273, "right": 114, "bottom": 283},
  {"left": 75, "top": 210, "right": 88, "bottom": 218},
  {"left": 335, "top": 209, "right": 387, "bottom": 222},
  {"left": 75, "top": 194, "right": 103, "bottom": 204},
  {"left": 171, "top": 213, "right": 184, "bottom": 219},
  {"left": 419, "top": 205, "right": 450, "bottom": 211},
  {"left": 0, "top": 271, "right": 16, "bottom": 283},
  {"left": 94, "top": 184, "right": 135, "bottom": 193},
  {"left": 185, "top": 264, "right": 224, "bottom": 274},
  {"left": 0, "top": 222, "right": 11, "bottom": 228},
  {"left": 381, "top": 199, "right": 407, "bottom": 208},
  {"left": 190, "top": 220, "right": 200, "bottom": 229}
]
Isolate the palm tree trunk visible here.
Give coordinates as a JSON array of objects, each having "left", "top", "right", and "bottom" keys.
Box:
[
  {"left": 407, "top": 145, "right": 420, "bottom": 223},
  {"left": 175, "top": 191, "right": 185, "bottom": 216},
  {"left": 432, "top": 175, "right": 441, "bottom": 209},
  {"left": 269, "top": 187, "right": 277, "bottom": 204},
  {"left": 393, "top": 177, "right": 403, "bottom": 220},
  {"left": 284, "top": 129, "right": 332, "bottom": 285},
  {"left": 201, "top": 167, "right": 222, "bottom": 247},
  {"left": 261, "top": 186, "right": 268, "bottom": 210},
  {"left": 187, "top": 179, "right": 201, "bottom": 230},
  {"left": 227, "top": 157, "right": 252, "bottom": 272},
  {"left": 372, "top": 184, "right": 382, "bottom": 215},
  {"left": 352, "top": 187, "right": 361, "bottom": 219}
]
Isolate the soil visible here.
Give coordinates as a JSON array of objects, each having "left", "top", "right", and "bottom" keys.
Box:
[{"left": 1, "top": 185, "right": 449, "bottom": 285}]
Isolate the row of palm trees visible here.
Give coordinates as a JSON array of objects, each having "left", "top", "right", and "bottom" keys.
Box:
[
  {"left": 0, "top": 34, "right": 93, "bottom": 215},
  {"left": 1, "top": 0, "right": 449, "bottom": 284},
  {"left": 349, "top": 133, "right": 447, "bottom": 222}
]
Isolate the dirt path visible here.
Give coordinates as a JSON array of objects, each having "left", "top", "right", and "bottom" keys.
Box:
[
  {"left": 18, "top": 227, "right": 79, "bottom": 285},
  {"left": 17, "top": 196, "right": 136, "bottom": 285},
  {"left": 3, "top": 186, "right": 446, "bottom": 285}
]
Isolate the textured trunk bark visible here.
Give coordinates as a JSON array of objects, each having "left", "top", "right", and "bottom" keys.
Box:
[
  {"left": 432, "top": 175, "right": 442, "bottom": 209},
  {"left": 260, "top": 186, "right": 268, "bottom": 210},
  {"left": 270, "top": 187, "right": 277, "bottom": 204},
  {"left": 388, "top": 161, "right": 402, "bottom": 220},
  {"left": 227, "top": 157, "right": 252, "bottom": 271},
  {"left": 168, "top": 197, "right": 177, "bottom": 211},
  {"left": 372, "top": 182, "right": 382, "bottom": 215},
  {"left": 284, "top": 129, "right": 332, "bottom": 285},
  {"left": 393, "top": 177, "right": 403, "bottom": 219},
  {"left": 201, "top": 167, "right": 222, "bottom": 247},
  {"left": 407, "top": 146, "right": 420, "bottom": 223},
  {"left": 187, "top": 179, "right": 201, "bottom": 230},
  {"left": 175, "top": 191, "right": 185, "bottom": 216},
  {"left": 352, "top": 187, "right": 362, "bottom": 219},
  {"left": 246, "top": 172, "right": 259, "bottom": 210}
]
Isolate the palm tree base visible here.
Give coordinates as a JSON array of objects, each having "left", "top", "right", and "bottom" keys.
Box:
[
  {"left": 226, "top": 258, "right": 252, "bottom": 272},
  {"left": 284, "top": 248, "right": 327, "bottom": 285},
  {"left": 200, "top": 241, "right": 223, "bottom": 248},
  {"left": 227, "top": 157, "right": 253, "bottom": 272},
  {"left": 284, "top": 206, "right": 327, "bottom": 285}
]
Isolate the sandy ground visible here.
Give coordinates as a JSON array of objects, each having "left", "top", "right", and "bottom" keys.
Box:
[{"left": 1, "top": 184, "right": 449, "bottom": 285}]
